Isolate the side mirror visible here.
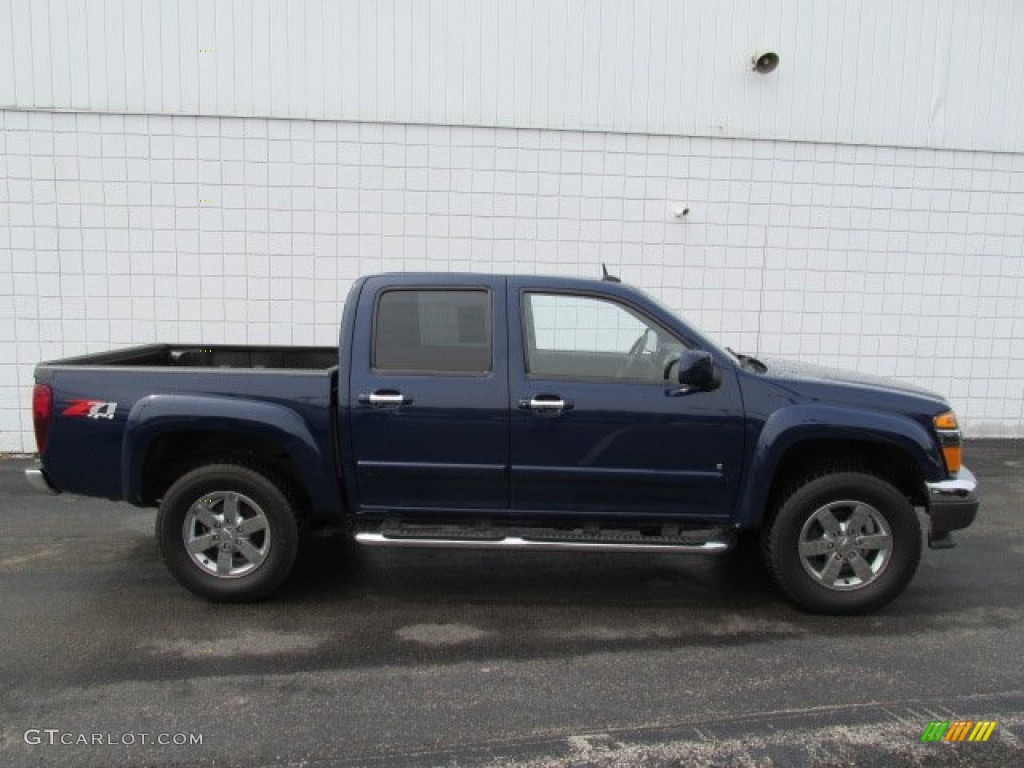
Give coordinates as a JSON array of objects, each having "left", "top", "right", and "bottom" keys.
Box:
[{"left": 677, "top": 350, "right": 721, "bottom": 392}]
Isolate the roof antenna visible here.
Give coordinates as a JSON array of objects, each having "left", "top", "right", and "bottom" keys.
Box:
[{"left": 601, "top": 263, "right": 621, "bottom": 283}]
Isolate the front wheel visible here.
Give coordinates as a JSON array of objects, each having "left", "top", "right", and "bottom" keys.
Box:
[
  {"left": 763, "top": 471, "right": 922, "bottom": 614},
  {"left": 157, "top": 464, "right": 299, "bottom": 602}
]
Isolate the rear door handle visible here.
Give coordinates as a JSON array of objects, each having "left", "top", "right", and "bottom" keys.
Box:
[
  {"left": 518, "top": 395, "right": 573, "bottom": 412},
  {"left": 359, "top": 390, "right": 413, "bottom": 407}
]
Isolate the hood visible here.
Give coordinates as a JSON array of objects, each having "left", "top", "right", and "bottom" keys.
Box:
[{"left": 758, "top": 357, "right": 946, "bottom": 403}]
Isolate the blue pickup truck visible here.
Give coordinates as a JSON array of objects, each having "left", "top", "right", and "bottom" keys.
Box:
[{"left": 26, "top": 272, "right": 978, "bottom": 613}]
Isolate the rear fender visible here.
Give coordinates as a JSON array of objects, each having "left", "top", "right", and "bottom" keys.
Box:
[{"left": 121, "top": 394, "right": 342, "bottom": 519}]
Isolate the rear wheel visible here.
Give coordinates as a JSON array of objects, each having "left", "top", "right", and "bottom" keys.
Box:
[
  {"left": 157, "top": 463, "right": 299, "bottom": 602},
  {"left": 763, "top": 470, "right": 921, "bottom": 614}
]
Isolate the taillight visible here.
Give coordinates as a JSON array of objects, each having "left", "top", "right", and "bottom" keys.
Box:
[
  {"left": 32, "top": 384, "right": 52, "bottom": 454},
  {"left": 933, "top": 410, "right": 962, "bottom": 475}
]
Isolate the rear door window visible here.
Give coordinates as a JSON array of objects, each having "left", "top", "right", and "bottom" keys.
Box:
[{"left": 373, "top": 289, "right": 491, "bottom": 374}]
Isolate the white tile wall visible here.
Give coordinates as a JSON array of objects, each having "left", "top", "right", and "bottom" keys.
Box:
[
  {"left": 3, "top": 1, "right": 1024, "bottom": 153},
  {"left": 1, "top": 108, "right": 1023, "bottom": 451}
]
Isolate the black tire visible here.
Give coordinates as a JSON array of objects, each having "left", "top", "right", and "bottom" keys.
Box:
[
  {"left": 762, "top": 470, "right": 921, "bottom": 615},
  {"left": 157, "top": 463, "right": 299, "bottom": 602}
]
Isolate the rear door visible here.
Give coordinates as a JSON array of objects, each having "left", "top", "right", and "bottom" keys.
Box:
[
  {"left": 508, "top": 278, "right": 745, "bottom": 520},
  {"left": 347, "top": 275, "right": 509, "bottom": 514}
]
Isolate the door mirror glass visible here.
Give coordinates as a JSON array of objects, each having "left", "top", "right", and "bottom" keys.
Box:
[{"left": 677, "top": 350, "right": 721, "bottom": 391}]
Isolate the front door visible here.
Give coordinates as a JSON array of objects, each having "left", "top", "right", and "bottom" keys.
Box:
[
  {"left": 508, "top": 281, "right": 744, "bottom": 520},
  {"left": 348, "top": 276, "right": 509, "bottom": 514}
]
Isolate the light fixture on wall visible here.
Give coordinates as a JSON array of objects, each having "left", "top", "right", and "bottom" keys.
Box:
[{"left": 751, "top": 50, "right": 779, "bottom": 74}]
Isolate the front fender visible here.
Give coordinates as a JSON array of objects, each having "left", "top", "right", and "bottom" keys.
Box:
[
  {"left": 734, "top": 404, "right": 945, "bottom": 529},
  {"left": 121, "top": 394, "right": 342, "bottom": 519}
]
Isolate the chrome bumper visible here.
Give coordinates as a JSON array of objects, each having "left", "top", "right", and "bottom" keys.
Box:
[
  {"left": 926, "top": 465, "right": 978, "bottom": 502},
  {"left": 924, "top": 465, "right": 978, "bottom": 538},
  {"left": 25, "top": 467, "right": 60, "bottom": 495}
]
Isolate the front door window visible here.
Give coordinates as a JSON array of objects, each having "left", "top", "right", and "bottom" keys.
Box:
[{"left": 523, "top": 293, "right": 685, "bottom": 383}]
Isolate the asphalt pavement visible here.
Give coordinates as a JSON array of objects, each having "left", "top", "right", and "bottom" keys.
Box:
[{"left": 0, "top": 440, "right": 1022, "bottom": 767}]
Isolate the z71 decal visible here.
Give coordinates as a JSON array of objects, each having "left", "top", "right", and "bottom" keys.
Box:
[{"left": 62, "top": 400, "right": 118, "bottom": 420}]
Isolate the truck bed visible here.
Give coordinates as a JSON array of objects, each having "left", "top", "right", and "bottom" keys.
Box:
[
  {"left": 45, "top": 344, "right": 338, "bottom": 371},
  {"left": 34, "top": 344, "right": 340, "bottom": 506}
]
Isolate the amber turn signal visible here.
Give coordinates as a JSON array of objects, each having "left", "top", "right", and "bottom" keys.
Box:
[
  {"left": 933, "top": 411, "right": 962, "bottom": 474},
  {"left": 941, "top": 445, "right": 962, "bottom": 475}
]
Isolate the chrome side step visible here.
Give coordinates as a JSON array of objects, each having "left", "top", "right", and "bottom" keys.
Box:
[{"left": 355, "top": 531, "right": 733, "bottom": 554}]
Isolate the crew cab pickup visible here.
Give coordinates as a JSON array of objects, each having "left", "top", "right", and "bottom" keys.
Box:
[{"left": 26, "top": 273, "right": 979, "bottom": 613}]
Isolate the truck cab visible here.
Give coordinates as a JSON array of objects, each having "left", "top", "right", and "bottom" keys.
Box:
[{"left": 343, "top": 274, "right": 744, "bottom": 521}]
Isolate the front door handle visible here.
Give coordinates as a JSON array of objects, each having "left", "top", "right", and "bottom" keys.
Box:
[
  {"left": 518, "top": 395, "right": 574, "bottom": 413},
  {"left": 359, "top": 390, "right": 413, "bottom": 407}
]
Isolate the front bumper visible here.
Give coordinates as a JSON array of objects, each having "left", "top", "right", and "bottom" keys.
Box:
[
  {"left": 925, "top": 465, "right": 978, "bottom": 536},
  {"left": 25, "top": 466, "right": 61, "bottom": 495}
]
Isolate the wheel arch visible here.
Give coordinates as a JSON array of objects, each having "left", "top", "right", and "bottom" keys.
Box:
[
  {"left": 121, "top": 394, "right": 344, "bottom": 523},
  {"left": 735, "top": 405, "right": 944, "bottom": 530}
]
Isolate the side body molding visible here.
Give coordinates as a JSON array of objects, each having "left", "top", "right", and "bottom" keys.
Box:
[
  {"left": 121, "top": 394, "right": 343, "bottom": 519},
  {"left": 734, "top": 404, "right": 946, "bottom": 530}
]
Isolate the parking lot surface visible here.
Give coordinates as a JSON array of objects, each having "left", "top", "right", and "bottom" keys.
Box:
[{"left": 0, "top": 440, "right": 1021, "bottom": 767}]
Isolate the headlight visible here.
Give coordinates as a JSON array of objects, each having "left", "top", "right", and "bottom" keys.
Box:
[{"left": 933, "top": 410, "right": 962, "bottom": 475}]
